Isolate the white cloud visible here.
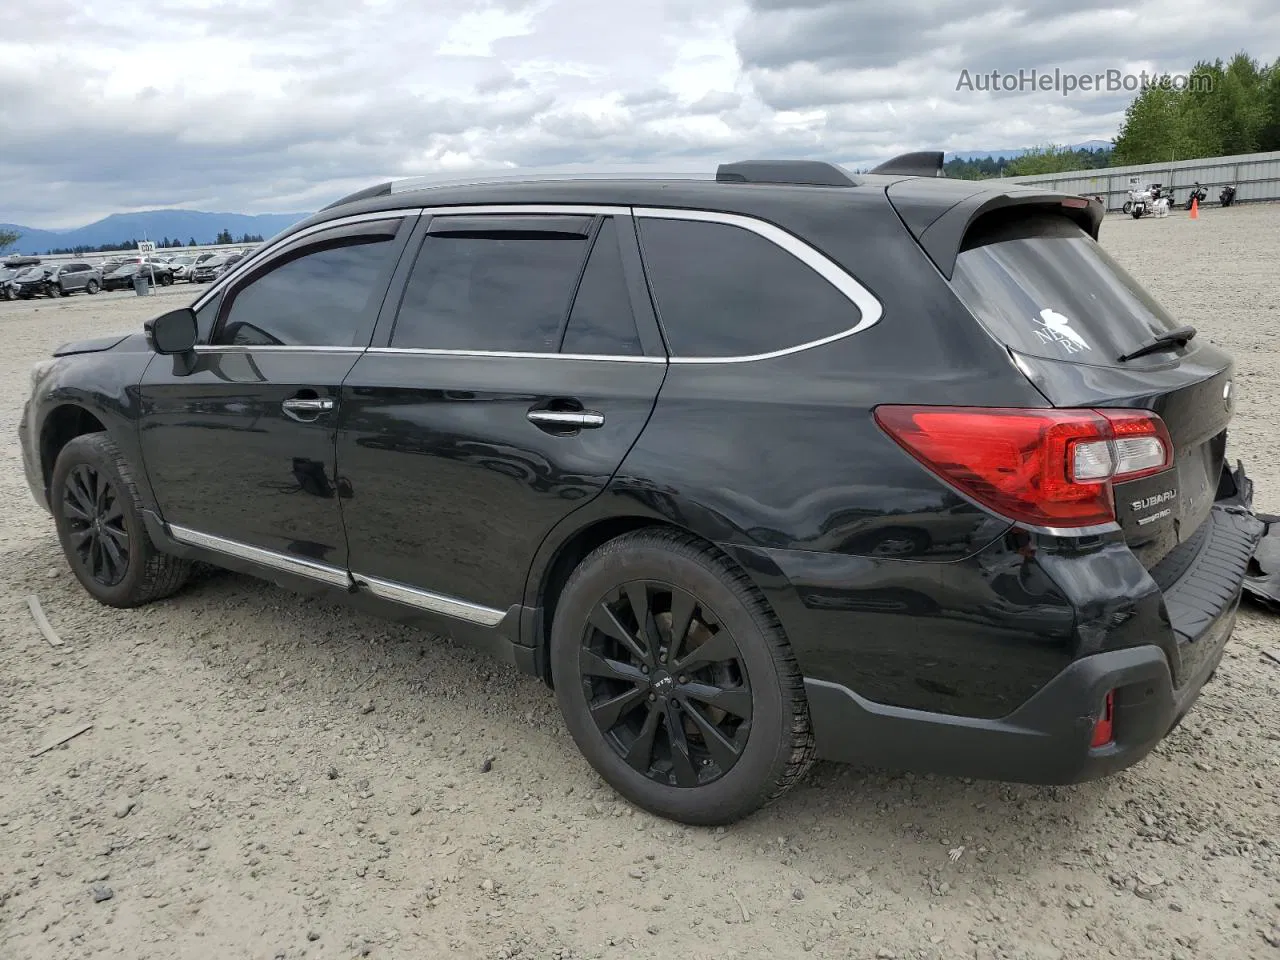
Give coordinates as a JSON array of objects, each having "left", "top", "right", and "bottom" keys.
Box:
[{"left": 0, "top": 0, "right": 1276, "bottom": 227}]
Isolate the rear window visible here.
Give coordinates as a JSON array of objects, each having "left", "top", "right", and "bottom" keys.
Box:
[{"left": 950, "top": 213, "right": 1186, "bottom": 365}]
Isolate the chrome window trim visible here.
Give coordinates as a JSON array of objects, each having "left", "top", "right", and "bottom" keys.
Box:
[
  {"left": 632, "top": 206, "right": 884, "bottom": 364},
  {"left": 168, "top": 525, "right": 353, "bottom": 588},
  {"left": 192, "top": 344, "right": 366, "bottom": 356},
  {"left": 188, "top": 202, "right": 882, "bottom": 364},
  {"left": 354, "top": 573, "right": 506, "bottom": 626},
  {"left": 189, "top": 209, "right": 418, "bottom": 313}
]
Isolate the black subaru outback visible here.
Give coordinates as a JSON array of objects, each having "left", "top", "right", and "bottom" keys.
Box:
[{"left": 19, "top": 153, "right": 1262, "bottom": 825}]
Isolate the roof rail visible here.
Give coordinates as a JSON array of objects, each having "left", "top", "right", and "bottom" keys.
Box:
[
  {"left": 869, "top": 150, "right": 945, "bottom": 177},
  {"left": 715, "top": 160, "right": 856, "bottom": 187},
  {"left": 320, "top": 182, "right": 393, "bottom": 210},
  {"left": 385, "top": 168, "right": 710, "bottom": 194}
]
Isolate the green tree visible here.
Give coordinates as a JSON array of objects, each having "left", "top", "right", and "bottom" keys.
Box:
[
  {"left": 1003, "top": 144, "right": 1112, "bottom": 176},
  {"left": 0, "top": 228, "right": 20, "bottom": 252},
  {"left": 1113, "top": 83, "right": 1181, "bottom": 163},
  {"left": 215, "top": 228, "right": 234, "bottom": 244},
  {"left": 188, "top": 236, "right": 198, "bottom": 247},
  {"left": 1259, "top": 57, "right": 1280, "bottom": 150}
]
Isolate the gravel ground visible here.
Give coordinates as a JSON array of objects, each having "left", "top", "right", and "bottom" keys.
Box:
[{"left": 2, "top": 207, "right": 1279, "bottom": 960}]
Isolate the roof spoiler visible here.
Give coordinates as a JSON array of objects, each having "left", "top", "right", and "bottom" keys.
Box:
[
  {"left": 887, "top": 182, "right": 1105, "bottom": 279},
  {"left": 869, "top": 150, "right": 945, "bottom": 177}
]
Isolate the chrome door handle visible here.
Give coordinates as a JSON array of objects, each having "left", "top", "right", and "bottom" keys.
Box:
[
  {"left": 282, "top": 397, "right": 335, "bottom": 421},
  {"left": 527, "top": 410, "right": 605, "bottom": 429}
]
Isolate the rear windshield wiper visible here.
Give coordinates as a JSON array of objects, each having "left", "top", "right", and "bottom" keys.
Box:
[{"left": 1117, "top": 325, "right": 1197, "bottom": 362}]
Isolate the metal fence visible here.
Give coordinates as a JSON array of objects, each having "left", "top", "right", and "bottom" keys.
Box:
[{"left": 1004, "top": 150, "right": 1280, "bottom": 211}]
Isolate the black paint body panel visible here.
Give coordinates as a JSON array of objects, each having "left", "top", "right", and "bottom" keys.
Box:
[{"left": 16, "top": 171, "right": 1257, "bottom": 787}]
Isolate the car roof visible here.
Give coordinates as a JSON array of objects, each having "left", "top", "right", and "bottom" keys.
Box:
[{"left": 295, "top": 165, "right": 1061, "bottom": 238}]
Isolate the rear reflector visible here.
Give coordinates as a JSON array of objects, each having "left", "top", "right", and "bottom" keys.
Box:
[
  {"left": 873, "top": 406, "right": 1172, "bottom": 527},
  {"left": 1091, "top": 690, "right": 1115, "bottom": 747}
]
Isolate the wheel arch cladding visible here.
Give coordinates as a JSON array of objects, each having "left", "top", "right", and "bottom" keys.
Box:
[
  {"left": 40, "top": 404, "right": 107, "bottom": 498},
  {"left": 533, "top": 516, "right": 772, "bottom": 685}
]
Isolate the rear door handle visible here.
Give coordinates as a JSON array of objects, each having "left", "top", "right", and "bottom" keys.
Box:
[
  {"left": 527, "top": 410, "right": 605, "bottom": 429},
  {"left": 282, "top": 397, "right": 335, "bottom": 421}
]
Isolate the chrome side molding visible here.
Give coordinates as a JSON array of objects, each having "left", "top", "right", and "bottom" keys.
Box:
[{"left": 167, "top": 525, "right": 506, "bottom": 626}]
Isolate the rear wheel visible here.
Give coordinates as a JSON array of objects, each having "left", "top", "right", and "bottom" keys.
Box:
[
  {"left": 551, "top": 529, "right": 814, "bottom": 825},
  {"left": 52, "top": 432, "right": 192, "bottom": 608}
]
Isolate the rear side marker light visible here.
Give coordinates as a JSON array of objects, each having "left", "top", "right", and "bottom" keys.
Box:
[
  {"left": 1091, "top": 690, "right": 1115, "bottom": 747},
  {"left": 873, "top": 406, "right": 1173, "bottom": 528}
]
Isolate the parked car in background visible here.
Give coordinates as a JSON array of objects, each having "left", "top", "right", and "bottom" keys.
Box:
[
  {"left": 44, "top": 262, "right": 103, "bottom": 296},
  {"left": 0, "top": 265, "right": 24, "bottom": 300},
  {"left": 102, "top": 260, "right": 174, "bottom": 291},
  {"left": 11, "top": 265, "right": 57, "bottom": 298},
  {"left": 168, "top": 255, "right": 198, "bottom": 281},
  {"left": 214, "top": 253, "right": 244, "bottom": 278},
  {"left": 189, "top": 255, "right": 228, "bottom": 282}
]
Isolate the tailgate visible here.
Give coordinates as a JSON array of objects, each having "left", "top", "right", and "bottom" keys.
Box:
[{"left": 945, "top": 208, "right": 1235, "bottom": 569}]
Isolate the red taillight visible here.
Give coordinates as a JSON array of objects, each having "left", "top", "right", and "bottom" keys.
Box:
[
  {"left": 1090, "top": 690, "right": 1115, "bottom": 747},
  {"left": 873, "top": 406, "right": 1173, "bottom": 528}
]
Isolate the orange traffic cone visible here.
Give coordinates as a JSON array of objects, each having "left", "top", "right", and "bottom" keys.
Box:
[{"left": 1190, "top": 197, "right": 1199, "bottom": 218}]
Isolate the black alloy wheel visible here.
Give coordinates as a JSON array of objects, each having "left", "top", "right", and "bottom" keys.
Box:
[
  {"left": 552, "top": 529, "right": 814, "bottom": 824},
  {"left": 62, "top": 463, "right": 130, "bottom": 586},
  {"left": 580, "top": 580, "right": 752, "bottom": 788},
  {"left": 51, "top": 432, "right": 192, "bottom": 607}
]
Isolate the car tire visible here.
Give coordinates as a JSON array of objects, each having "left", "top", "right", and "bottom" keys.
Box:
[
  {"left": 49, "top": 284, "right": 62, "bottom": 297},
  {"left": 85, "top": 279, "right": 99, "bottom": 294},
  {"left": 550, "top": 528, "right": 814, "bottom": 825},
  {"left": 51, "top": 432, "right": 192, "bottom": 608},
  {"left": 159, "top": 273, "right": 173, "bottom": 286}
]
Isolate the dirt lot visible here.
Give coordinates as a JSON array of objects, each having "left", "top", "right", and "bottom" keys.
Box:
[{"left": 2, "top": 208, "right": 1279, "bottom": 960}]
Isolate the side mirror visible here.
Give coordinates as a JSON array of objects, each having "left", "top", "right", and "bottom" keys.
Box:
[{"left": 144, "top": 308, "right": 198, "bottom": 354}]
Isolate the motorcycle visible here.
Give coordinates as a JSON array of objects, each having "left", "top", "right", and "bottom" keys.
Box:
[
  {"left": 1125, "top": 181, "right": 1169, "bottom": 218},
  {"left": 1220, "top": 185, "right": 1237, "bottom": 208},
  {"left": 1184, "top": 183, "right": 1207, "bottom": 210}
]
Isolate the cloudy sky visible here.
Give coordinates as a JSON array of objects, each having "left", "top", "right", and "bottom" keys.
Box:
[{"left": 3, "top": 0, "right": 1277, "bottom": 227}]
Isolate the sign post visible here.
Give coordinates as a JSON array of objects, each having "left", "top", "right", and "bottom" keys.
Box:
[{"left": 138, "top": 240, "right": 156, "bottom": 287}]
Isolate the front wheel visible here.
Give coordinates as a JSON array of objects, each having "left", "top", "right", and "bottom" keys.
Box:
[
  {"left": 51, "top": 432, "right": 192, "bottom": 607},
  {"left": 1122, "top": 200, "right": 1133, "bottom": 214},
  {"left": 48, "top": 284, "right": 62, "bottom": 297},
  {"left": 551, "top": 529, "right": 814, "bottom": 825},
  {"left": 159, "top": 273, "right": 173, "bottom": 286},
  {"left": 85, "top": 279, "right": 99, "bottom": 294}
]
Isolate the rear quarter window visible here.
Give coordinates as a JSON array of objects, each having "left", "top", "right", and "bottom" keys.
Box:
[
  {"left": 637, "top": 216, "right": 862, "bottom": 358},
  {"left": 950, "top": 213, "right": 1187, "bottom": 366}
]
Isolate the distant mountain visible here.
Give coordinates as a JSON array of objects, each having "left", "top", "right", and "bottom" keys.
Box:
[
  {"left": 1, "top": 210, "right": 310, "bottom": 255},
  {"left": 945, "top": 139, "right": 1113, "bottom": 162}
]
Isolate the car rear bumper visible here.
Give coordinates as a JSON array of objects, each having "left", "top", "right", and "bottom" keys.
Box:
[{"left": 801, "top": 493, "right": 1263, "bottom": 784}]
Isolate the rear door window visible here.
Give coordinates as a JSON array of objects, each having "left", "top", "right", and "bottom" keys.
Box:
[
  {"left": 560, "top": 219, "right": 643, "bottom": 356},
  {"left": 950, "top": 213, "right": 1188, "bottom": 366},
  {"left": 391, "top": 216, "right": 592, "bottom": 353}
]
